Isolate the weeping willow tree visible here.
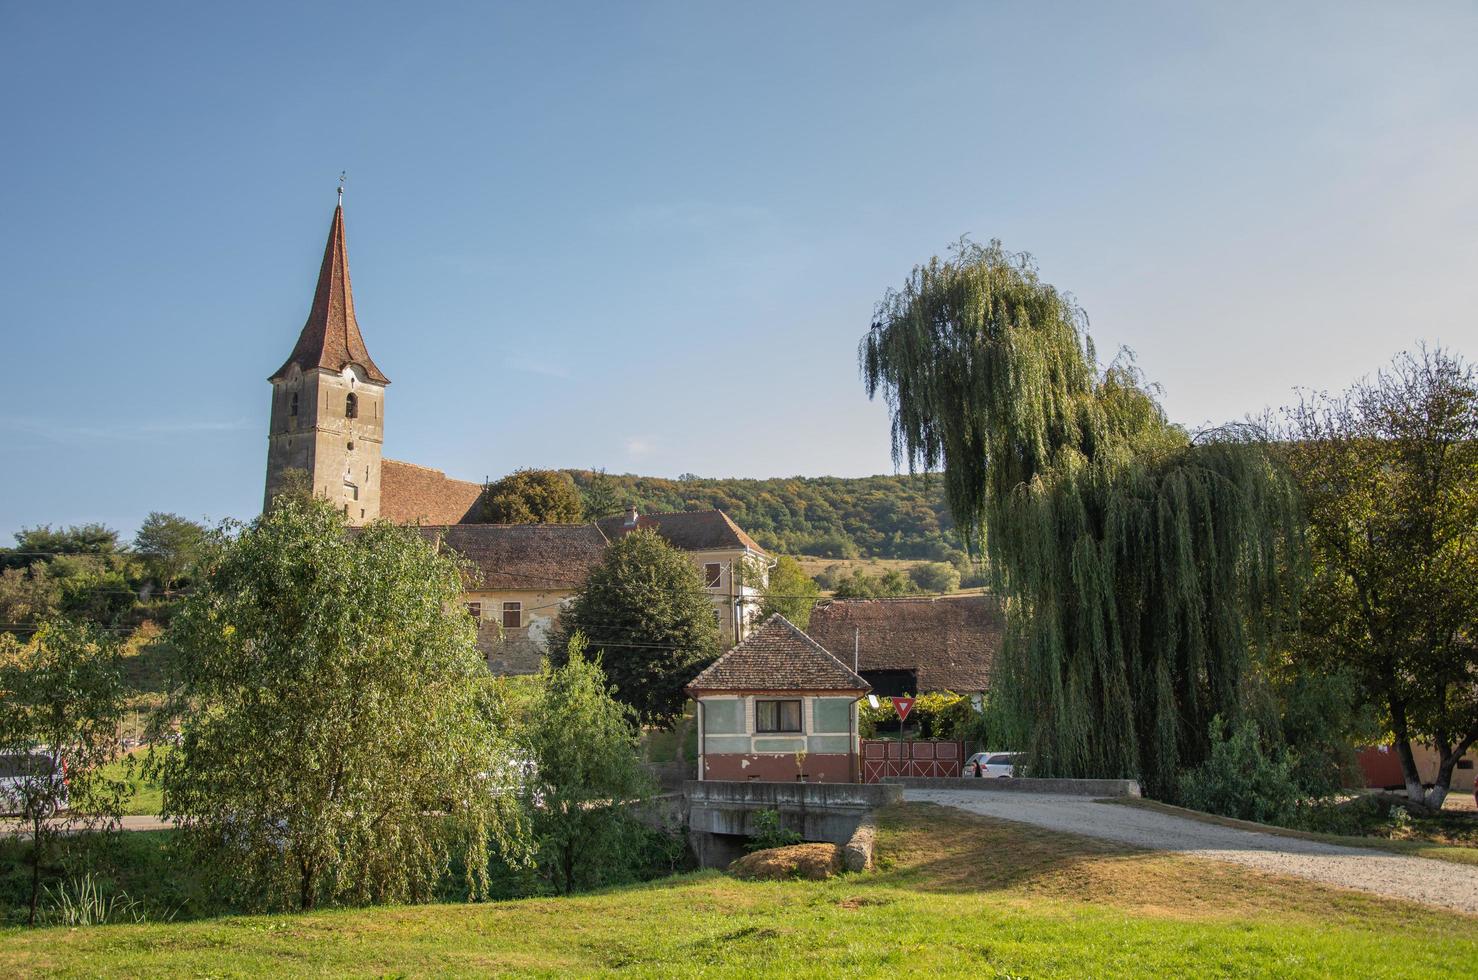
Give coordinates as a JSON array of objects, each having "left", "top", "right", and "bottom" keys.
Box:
[{"left": 861, "top": 240, "right": 1298, "bottom": 797}]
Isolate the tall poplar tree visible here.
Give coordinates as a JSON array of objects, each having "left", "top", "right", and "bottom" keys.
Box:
[{"left": 861, "top": 240, "right": 1298, "bottom": 797}]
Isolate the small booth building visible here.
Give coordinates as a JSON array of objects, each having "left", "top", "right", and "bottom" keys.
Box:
[{"left": 686, "top": 614, "right": 870, "bottom": 783}]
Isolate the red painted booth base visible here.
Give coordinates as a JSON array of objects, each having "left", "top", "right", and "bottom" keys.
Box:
[{"left": 701, "top": 753, "right": 855, "bottom": 783}]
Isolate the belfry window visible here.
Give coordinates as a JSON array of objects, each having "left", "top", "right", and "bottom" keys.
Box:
[
  {"left": 289, "top": 393, "right": 299, "bottom": 417},
  {"left": 345, "top": 393, "right": 358, "bottom": 419}
]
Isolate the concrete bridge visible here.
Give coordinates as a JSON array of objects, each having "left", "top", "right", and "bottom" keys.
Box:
[{"left": 682, "top": 780, "right": 902, "bottom": 868}]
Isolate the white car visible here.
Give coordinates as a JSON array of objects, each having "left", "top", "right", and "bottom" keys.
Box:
[
  {"left": 962, "top": 752, "right": 1022, "bottom": 778},
  {"left": 0, "top": 751, "right": 69, "bottom": 817}
]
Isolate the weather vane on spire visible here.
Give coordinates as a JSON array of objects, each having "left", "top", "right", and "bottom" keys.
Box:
[{"left": 338, "top": 171, "right": 346, "bottom": 206}]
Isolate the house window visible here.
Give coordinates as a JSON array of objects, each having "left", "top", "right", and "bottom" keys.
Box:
[
  {"left": 704, "top": 563, "right": 722, "bottom": 588},
  {"left": 502, "top": 601, "right": 522, "bottom": 629},
  {"left": 346, "top": 484, "right": 359, "bottom": 501},
  {"left": 465, "top": 602, "right": 482, "bottom": 619},
  {"left": 289, "top": 392, "right": 299, "bottom": 417},
  {"left": 346, "top": 393, "right": 358, "bottom": 418},
  {"left": 756, "top": 699, "right": 802, "bottom": 733}
]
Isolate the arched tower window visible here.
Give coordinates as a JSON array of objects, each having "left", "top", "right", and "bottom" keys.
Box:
[
  {"left": 289, "top": 392, "right": 299, "bottom": 416},
  {"left": 345, "top": 393, "right": 358, "bottom": 419}
]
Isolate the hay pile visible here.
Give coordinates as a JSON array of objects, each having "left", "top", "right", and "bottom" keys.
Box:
[{"left": 729, "top": 843, "right": 843, "bottom": 881}]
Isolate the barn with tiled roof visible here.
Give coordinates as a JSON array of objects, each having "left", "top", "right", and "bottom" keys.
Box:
[{"left": 805, "top": 594, "right": 1003, "bottom": 696}]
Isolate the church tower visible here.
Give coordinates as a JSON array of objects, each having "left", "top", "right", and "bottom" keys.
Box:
[{"left": 264, "top": 192, "right": 389, "bottom": 524}]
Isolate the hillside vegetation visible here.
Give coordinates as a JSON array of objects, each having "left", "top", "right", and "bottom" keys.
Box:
[
  {"left": 4, "top": 803, "right": 1473, "bottom": 977},
  {"left": 568, "top": 470, "right": 963, "bottom": 561}
]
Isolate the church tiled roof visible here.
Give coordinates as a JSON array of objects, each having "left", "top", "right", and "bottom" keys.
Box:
[
  {"left": 419, "top": 523, "right": 610, "bottom": 591},
  {"left": 804, "top": 594, "right": 1003, "bottom": 693},
  {"left": 380, "top": 460, "right": 485, "bottom": 525},
  {"left": 270, "top": 203, "right": 390, "bottom": 384},
  {"left": 687, "top": 614, "right": 868, "bottom": 694},
  {"left": 597, "top": 509, "right": 766, "bottom": 555}
]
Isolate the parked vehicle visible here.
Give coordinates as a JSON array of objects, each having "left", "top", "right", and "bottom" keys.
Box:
[
  {"left": 0, "top": 751, "right": 69, "bottom": 817},
  {"left": 962, "top": 752, "right": 1021, "bottom": 778}
]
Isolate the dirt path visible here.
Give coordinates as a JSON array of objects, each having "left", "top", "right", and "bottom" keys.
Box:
[{"left": 909, "top": 788, "right": 1478, "bottom": 915}]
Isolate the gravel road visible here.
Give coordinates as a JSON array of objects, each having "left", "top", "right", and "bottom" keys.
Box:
[
  {"left": 909, "top": 788, "right": 1478, "bottom": 916},
  {"left": 0, "top": 814, "right": 171, "bottom": 837}
]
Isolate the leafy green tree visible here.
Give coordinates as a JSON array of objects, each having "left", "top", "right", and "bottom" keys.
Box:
[
  {"left": 578, "top": 468, "right": 625, "bottom": 520},
  {"left": 0, "top": 565, "right": 60, "bottom": 631},
  {"left": 133, "top": 513, "right": 210, "bottom": 590},
  {"left": 0, "top": 620, "right": 128, "bottom": 926},
  {"left": 155, "top": 499, "right": 525, "bottom": 911},
  {"left": 553, "top": 529, "right": 720, "bottom": 727},
  {"left": 562, "top": 470, "right": 960, "bottom": 561},
  {"left": 832, "top": 568, "right": 914, "bottom": 599},
  {"left": 1260, "top": 664, "right": 1374, "bottom": 799},
  {"left": 268, "top": 467, "right": 315, "bottom": 511},
  {"left": 4, "top": 525, "right": 120, "bottom": 568},
  {"left": 908, "top": 562, "right": 961, "bottom": 594},
  {"left": 481, "top": 469, "right": 584, "bottom": 524},
  {"left": 758, "top": 556, "right": 821, "bottom": 629},
  {"left": 520, "top": 636, "right": 655, "bottom": 894},
  {"left": 1281, "top": 347, "right": 1478, "bottom": 808},
  {"left": 861, "top": 239, "right": 1298, "bottom": 798}
]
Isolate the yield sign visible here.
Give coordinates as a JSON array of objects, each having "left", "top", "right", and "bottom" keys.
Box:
[{"left": 890, "top": 696, "right": 915, "bottom": 721}]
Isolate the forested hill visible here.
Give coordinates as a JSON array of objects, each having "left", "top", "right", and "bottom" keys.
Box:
[{"left": 564, "top": 470, "right": 965, "bottom": 561}]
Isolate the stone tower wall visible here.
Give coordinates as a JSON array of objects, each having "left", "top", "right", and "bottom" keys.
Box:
[{"left": 264, "top": 365, "right": 385, "bottom": 525}]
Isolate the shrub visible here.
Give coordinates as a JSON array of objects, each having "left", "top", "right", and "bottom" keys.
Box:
[
  {"left": 1178, "top": 716, "right": 1301, "bottom": 826},
  {"left": 908, "top": 562, "right": 961, "bottom": 594},
  {"left": 858, "top": 691, "right": 978, "bottom": 741},
  {"left": 746, "top": 809, "right": 802, "bottom": 852}
]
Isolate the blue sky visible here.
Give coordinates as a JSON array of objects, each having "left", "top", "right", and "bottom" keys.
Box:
[{"left": 3, "top": 2, "right": 1476, "bottom": 541}]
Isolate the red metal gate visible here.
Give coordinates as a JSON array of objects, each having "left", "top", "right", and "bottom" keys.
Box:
[{"left": 861, "top": 740, "right": 963, "bottom": 782}]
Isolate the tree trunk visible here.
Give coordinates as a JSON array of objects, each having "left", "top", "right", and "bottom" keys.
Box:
[
  {"left": 27, "top": 815, "right": 42, "bottom": 927},
  {"left": 300, "top": 854, "right": 316, "bottom": 911},
  {"left": 1390, "top": 700, "right": 1429, "bottom": 806},
  {"left": 1428, "top": 733, "right": 1478, "bottom": 811}
]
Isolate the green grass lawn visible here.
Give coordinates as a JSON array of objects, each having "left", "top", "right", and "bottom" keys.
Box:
[
  {"left": 1109, "top": 797, "right": 1478, "bottom": 867},
  {"left": 3, "top": 803, "right": 1475, "bottom": 977},
  {"left": 97, "top": 747, "right": 169, "bottom": 816}
]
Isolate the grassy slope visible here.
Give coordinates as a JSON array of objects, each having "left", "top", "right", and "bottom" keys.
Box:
[
  {"left": 96, "top": 748, "right": 167, "bottom": 816},
  {"left": 1108, "top": 797, "right": 1478, "bottom": 867},
  {"left": 4, "top": 803, "right": 1475, "bottom": 978}
]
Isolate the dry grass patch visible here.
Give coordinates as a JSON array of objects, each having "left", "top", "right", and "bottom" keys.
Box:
[
  {"left": 730, "top": 843, "right": 842, "bottom": 881},
  {"left": 875, "top": 802, "right": 1470, "bottom": 929}
]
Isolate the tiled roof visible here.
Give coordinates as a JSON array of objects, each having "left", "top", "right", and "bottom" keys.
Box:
[
  {"left": 687, "top": 614, "right": 868, "bottom": 694},
  {"left": 597, "top": 509, "right": 766, "bottom": 555},
  {"left": 804, "top": 594, "right": 1003, "bottom": 693},
  {"left": 419, "top": 523, "right": 609, "bottom": 591},
  {"left": 381, "top": 460, "right": 485, "bottom": 525},
  {"left": 270, "top": 204, "right": 389, "bottom": 384}
]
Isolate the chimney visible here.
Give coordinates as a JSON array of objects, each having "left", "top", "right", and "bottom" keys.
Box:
[{"left": 625, "top": 504, "right": 639, "bottom": 528}]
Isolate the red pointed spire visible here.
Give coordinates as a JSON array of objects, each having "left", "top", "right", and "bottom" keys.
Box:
[{"left": 270, "top": 200, "right": 389, "bottom": 384}]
